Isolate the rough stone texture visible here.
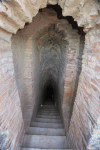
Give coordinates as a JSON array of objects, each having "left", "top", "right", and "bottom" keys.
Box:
[
  {"left": 11, "top": 34, "right": 40, "bottom": 129},
  {"left": 87, "top": 117, "right": 100, "bottom": 150},
  {"left": 0, "top": 9, "right": 82, "bottom": 150},
  {"left": 22, "top": 105, "right": 68, "bottom": 149},
  {"left": 36, "top": 13, "right": 82, "bottom": 134},
  {"left": 0, "top": 1, "right": 100, "bottom": 150},
  {"left": 0, "top": 34, "right": 25, "bottom": 150},
  {"left": 11, "top": 9, "right": 60, "bottom": 131},
  {"left": 0, "top": 129, "right": 8, "bottom": 150},
  {"left": 0, "top": 0, "right": 100, "bottom": 37},
  {"left": 59, "top": 29, "right": 81, "bottom": 132},
  {"left": 67, "top": 29, "right": 100, "bottom": 150}
]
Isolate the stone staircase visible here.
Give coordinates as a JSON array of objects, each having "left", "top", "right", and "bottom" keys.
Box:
[{"left": 21, "top": 104, "right": 71, "bottom": 150}]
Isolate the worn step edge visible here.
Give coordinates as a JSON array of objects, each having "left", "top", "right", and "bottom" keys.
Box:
[
  {"left": 38, "top": 111, "right": 59, "bottom": 113},
  {"left": 35, "top": 118, "right": 61, "bottom": 123},
  {"left": 20, "top": 148, "right": 73, "bottom": 150},
  {"left": 38, "top": 112, "right": 59, "bottom": 114},
  {"left": 22, "top": 135, "right": 68, "bottom": 149},
  {"left": 26, "top": 127, "right": 65, "bottom": 136},
  {"left": 38, "top": 110, "right": 58, "bottom": 112},
  {"left": 37, "top": 115, "right": 61, "bottom": 119},
  {"left": 37, "top": 113, "right": 59, "bottom": 116},
  {"left": 37, "top": 114, "right": 60, "bottom": 116},
  {"left": 31, "top": 122, "right": 63, "bottom": 128},
  {"left": 39, "top": 107, "right": 57, "bottom": 109},
  {"left": 39, "top": 109, "right": 58, "bottom": 111}
]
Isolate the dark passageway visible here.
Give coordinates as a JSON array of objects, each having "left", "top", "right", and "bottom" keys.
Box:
[
  {"left": 0, "top": 0, "right": 100, "bottom": 150},
  {"left": 42, "top": 84, "right": 55, "bottom": 105},
  {"left": 11, "top": 7, "right": 87, "bottom": 150}
]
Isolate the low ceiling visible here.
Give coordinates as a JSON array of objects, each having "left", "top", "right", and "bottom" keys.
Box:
[
  {"left": 0, "top": 0, "right": 100, "bottom": 36},
  {"left": 41, "top": 4, "right": 85, "bottom": 35}
]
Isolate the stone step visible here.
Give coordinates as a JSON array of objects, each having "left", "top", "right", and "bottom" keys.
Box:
[
  {"left": 37, "top": 115, "right": 60, "bottom": 119},
  {"left": 38, "top": 111, "right": 58, "bottom": 114},
  {"left": 31, "top": 122, "right": 63, "bottom": 128},
  {"left": 42, "top": 104, "right": 54, "bottom": 105},
  {"left": 22, "top": 135, "right": 67, "bottom": 149},
  {"left": 21, "top": 148, "right": 72, "bottom": 150},
  {"left": 39, "top": 108, "right": 57, "bottom": 110},
  {"left": 39, "top": 110, "right": 58, "bottom": 113},
  {"left": 39, "top": 107, "right": 57, "bottom": 109},
  {"left": 38, "top": 110, "right": 58, "bottom": 113},
  {"left": 38, "top": 113, "right": 59, "bottom": 116},
  {"left": 40, "top": 105, "right": 55, "bottom": 106},
  {"left": 39, "top": 110, "right": 58, "bottom": 112},
  {"left": 26, "top": 127, "right": 65, "bottom": 136},
  {"left": 40, "top": 106, "right": 56, "bottom": 108},
  {"left": 35, "top": 118, "right": 61, "bottom": 123},
  {"left": 44, "top": 103, "right": 54, "bottom": 105},
  {"left": 40, "top": 106, "right": 56, "bottom": 109},
  {"left": 37, "top": 113, "right": 60, "bottom": 116}
]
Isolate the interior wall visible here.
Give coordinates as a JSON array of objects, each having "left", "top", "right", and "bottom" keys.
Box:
[
  {"left": 11, "top": 29, "right": 41, "bottom": 129},
  {"left": 69, "top": 36, "right": 84, "bottom": 121},
  {"left": 0, "top": 8, "right": 84, "bottom": 150},
  {"left": 3, "top": 10, "right": 60, "bottom": 150},
  {"left": 11, "top": 33, "right": 27, "bottom": 126},
  {"left": 38, "top": 23, "right": 68, "bottom": 109},
  {"left": 0, "top": 30, "right": 24, "bottom": 150},
  {"left": 67, "top": 28, "right": 100, "bottom": 150},
  {"left": 10, "top": 9, "right": 83, "bottom": 149},
  {"left": 57, "top": 23, "right": 82, "bottom": 132},
  {"left": 36, "top": 19, "right": 83, "bottom": 132},
  {"left": 0, "top": 1, "right": 100, "bottom": 150}
]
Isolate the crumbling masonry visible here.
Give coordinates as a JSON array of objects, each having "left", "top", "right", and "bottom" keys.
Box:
[{"left": 0, "top": 0, "right": 100, "bottom": 150}]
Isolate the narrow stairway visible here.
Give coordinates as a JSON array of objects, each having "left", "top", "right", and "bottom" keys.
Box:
[{"left": 21, "top": 104, "right": 71, "bottom": 150}]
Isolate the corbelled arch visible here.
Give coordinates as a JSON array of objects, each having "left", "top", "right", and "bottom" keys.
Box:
[
  {"left": 9, "top": 8, "right": 82, "bottom": 149},
  {"left": 37, "top": 24, "right": 68, "bottom": 116}
]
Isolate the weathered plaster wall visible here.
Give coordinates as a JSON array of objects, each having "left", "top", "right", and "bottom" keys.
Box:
[{"left": 67, "top": 28, "right": 100, "bottom": 150}]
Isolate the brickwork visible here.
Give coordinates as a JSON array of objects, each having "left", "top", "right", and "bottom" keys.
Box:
[
  {"left": 0, "top": 9, "right": 84, "bottom": 149},
  {"left": 58, "top": 25, "right": 83, "bottom": 133},
  {"left": 0, "top": 4, "right": 100, "bottom": 150},
  {"left": 67, "top": 28, "right": 100, "bottom": 150},
  {"left": 11, "top": 32, "right": 41, "bottom": 131},
  {"left": 0, "top": 33, "right": 24, "bottom": 150},
  {"left": 34, "top": 19, "right": 82, "bottom": 136}
]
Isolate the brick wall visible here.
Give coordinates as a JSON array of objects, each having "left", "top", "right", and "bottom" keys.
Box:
[
  {"left": 0, "top": 8, "right": 93, "bottom": 150},
  {"left": 0, "top": 2, "right": 100, "bottom": 150},
  {"left": 67, "top": 28, "right": 100, "bottom": 150},
  {"left": 10, "top": 9, "right": 83, "bottom": 149},
  {"left": 0, "top": 30, "right": 24, "bottom": 150},
  {"left": 11, "top": 31, "right": 41, "bottom": 129},
  {"left": 57, "top": 24, "right": 83, "bottom": 134}
]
